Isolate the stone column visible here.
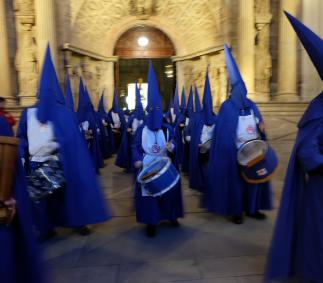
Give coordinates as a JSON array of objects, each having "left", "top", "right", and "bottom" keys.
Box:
[
  {"left": 300, "top": 0, "right": 323, "bottom": 101},
  {"left": 276, "top": 0, "right": 301, "bottom": 101},
  {"left": 238, "top": 0, "right": 255, "bottom": 99},
  {"left": 0, "top": 0, "right": 13, "bottom": 104},
  {"left": 35, "top": 0, "right": 58, "bottom": 69}
]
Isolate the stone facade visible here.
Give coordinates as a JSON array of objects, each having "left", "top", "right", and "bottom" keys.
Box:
[{"left": 1, "top": 0, "right": 322, "bottom": 112}]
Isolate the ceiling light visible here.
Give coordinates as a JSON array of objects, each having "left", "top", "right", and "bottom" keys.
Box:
[{"left": 137, "top": 36, "right": 149, "bottom": 47}]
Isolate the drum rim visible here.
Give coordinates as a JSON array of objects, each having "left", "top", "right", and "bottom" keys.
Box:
[
  {"left": 137, "top": 157, "right": 172, "bottom": 184},
  {"left": 237, "top": 139, "right": 268, "bottom": 166},
  {"left": 0, "top": 136, "right": 19, "bottom": 146}
]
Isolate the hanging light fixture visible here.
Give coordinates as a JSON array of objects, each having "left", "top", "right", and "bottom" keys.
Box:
[{"left": 137, "top": 36, "right": 149, "bottom": 47}]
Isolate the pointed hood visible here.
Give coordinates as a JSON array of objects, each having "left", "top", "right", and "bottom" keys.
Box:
[
  {"left": 180, "top": 87, "right": 186, "bottom": 113},
  {"left": 187, "top": 86, "right": 194, "bottom": 117},
  {"left": 173, "top": 84, "right": 180, "bottom": 116},
  {"left": 146, "top": 60, "right": 163, "bottom": 130},
  {"left": 77, "top": 78, "right": 93, "bottom": 122},
  {"left": 65, "top": 75, "right": 74, "bottom": 111},
  {"left": 112, "top": 88, "right": 119, "bottom": 112},
  {"left": 194, "top": 85, "right": 202, "bottom": 112},
  {"left": 134, "top": 83, "right": 145, "bottom": 120},
  {"left": 98, "top": 91, "right": 106, "bottom": 114},
  {"left": 284, "top": 11, "right": 323, "bottom": 80},
  {"left": 169, "top": 92, "right": 174, "bottom": 109},
  {"left": 224, "top": 44, "right": 250, "bottom": 109},
  {"left": 37, "top": 45, "right": 58, "bottom": 124},
  {"left": 202, "top": 70, "right": 215, "bottom": 125}
]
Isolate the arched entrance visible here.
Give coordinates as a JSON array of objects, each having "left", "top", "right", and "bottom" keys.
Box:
[{"left": 114, "top": 26, "right": 176, "bottom": 110}]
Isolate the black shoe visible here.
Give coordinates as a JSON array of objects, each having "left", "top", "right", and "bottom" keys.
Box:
[
  {"left": 171, "top": 220, "right": 180, "bottom": 227},
  {"left": 38, "top": 230, "right": 56, "bottom": 243},
  {"left": 146, "top": 224, "right": 156, "bottom": 238},
  {"left": 232, "top": 215, "right": 244, "bottom": 224},
  {"left": 247, "top": 211, "right": 267, "bottom": 220},
  {"left": 75, "top": 226, "right": 91, "bottom": 236}
]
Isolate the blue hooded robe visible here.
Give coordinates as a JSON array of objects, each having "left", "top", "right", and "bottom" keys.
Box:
[
  {"left": 0, "top": 117, "right": 46, "bottom": 283},
  {"left": 65, "top": 75, "right": 74, "bottom": 112},
  {"left": 77, "top": 79, "right": 104, "bottom": 171},
  {"left": 108, "top": 89, "right": 126, "bottom": 152},
  {"left": 206, "top": 44, "right": 272, "bottom": 216},
  {"left": 131, "top": 61, "right": 184, "bottom": 225},
  {"left": 116, "top": 84, "right": 145, "bottom": 172},
  {"left": 17, "top": 47, "right": 110, "bottom": 236},
  {"left": 181, "top": 86, "right": 194, "bottom": 173},
  {"left": 265, "top": 12, "right": 323, "bottom": 283},
  {"left": 174, "top": 88, "right": 187, "bottom": 166},
  {"left": 96, "top": 92, "right": 114, "bottom": 159},
  {"left": 188, "top": 72, "right": 216, "bottom": 193}
]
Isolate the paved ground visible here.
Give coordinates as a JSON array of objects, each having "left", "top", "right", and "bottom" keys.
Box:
[{"left": 43, "top": 118, "right": 307, "bottom": 283}]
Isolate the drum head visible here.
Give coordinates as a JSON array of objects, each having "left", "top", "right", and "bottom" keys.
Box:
[
  {"left": 138, "top": 158, "right": 170, "bottom": 183},
  {"left": 237, "top": 139, "right": 268, "bottom": 166}
]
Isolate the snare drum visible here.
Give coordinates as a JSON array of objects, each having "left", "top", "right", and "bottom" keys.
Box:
[
  {"left": 237, "top": 139, "right": 278, "bottom": 184},
  {"left": 137, "top": 157, "right": 180, "bottom": 197}
]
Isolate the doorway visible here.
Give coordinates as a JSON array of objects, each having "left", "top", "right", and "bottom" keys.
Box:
[{"left": 114, "top": 26, "right": 176, "bottom": 111}]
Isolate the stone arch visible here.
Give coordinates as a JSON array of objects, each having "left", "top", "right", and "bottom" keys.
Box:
[{"left": 104, "top": 17, "right": 187, "bottom": 57}]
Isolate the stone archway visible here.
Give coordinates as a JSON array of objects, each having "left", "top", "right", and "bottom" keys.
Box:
[{"left": 113, "top": 25, "right": 176, "bottom": 110}]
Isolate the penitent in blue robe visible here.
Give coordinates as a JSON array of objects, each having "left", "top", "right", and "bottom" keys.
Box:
[
  {"left": 188, "top": 113, "right": 216, "bottom": 193},
  {"left": 115, "top": 115, "right": 143, "bottom": 172},
  {"left": 131, "top": 123, "right": 184, "bottom": 225},
  {"left": 0, "top": 117, "right": 46, "bottom": 283},
  {"left": 17, "top": 105, "right": 111, "bottom": 235},
  {"left": 206, "top": 98, "right": 272, "bottom": 216},
  {"left": 95, "top": 111, "right": 114, "bottom": 159},
  {"left": 108, "top": 109, "right": 126, "bottom": 152},
  {"left": 266, "top": 92, "right": 323, "bottom": 283}
]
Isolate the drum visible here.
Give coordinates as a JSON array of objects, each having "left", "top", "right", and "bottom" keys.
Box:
[
  {"left": 137, "top": 157, "right": 180, "bottom": 197},
  {"left": 237, "top": 139, "right": 278, "bottom": 184},
  {"left": 0, "top": 136, "right": 19, "bottom": 223},
  {"left": 199, "top": 139, "right": 213, "bottom": 154}
]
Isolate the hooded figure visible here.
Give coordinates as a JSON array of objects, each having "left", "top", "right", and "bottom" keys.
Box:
[
  {"left": 265, "top": 12, "right": 323, "bottom": 283},
  {"left": 116, "top": 83, "right": 145, "bottom": 172},
  {"left": 108, "top": 89, "right": 126, "bottom": 152},
  {"left": 95, "top": 92, "right": 114, "bottom": 159},
  {"left": 165, "top": 92, "right": 176, "bottom": 125},
  {"left": 77, "top": 79, "right": 104, "bottom": 171},
  {"left": 65, "top": 75, "right": 74, "bottom": 112},
  {"left": 188, "top": 72, "right": 217, "bottom": 193},
  {"left": 205, "top": 44, "right": 272, "bottom": 224},
  {"left": 131, "top": 61, "right": 184, "bottom": 237},
  {"left": 174, "top": 88, "right": 187, "bottom": 166},
  {"left": 17, "top": 46, "right": 110, "bottom": 240},
  {"left": 0, "top": 117, "right": 46, "bottom": 283},
  {"left": 181, "top": 86, "right": 194, "bottom": 173}
]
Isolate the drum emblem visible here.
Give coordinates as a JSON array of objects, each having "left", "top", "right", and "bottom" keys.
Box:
[
  {"left": 151, "top": 144, "right": 161, "bottom": 153},
  {"left": 246, "top": 125, "right": 255, "bottom": 134}
]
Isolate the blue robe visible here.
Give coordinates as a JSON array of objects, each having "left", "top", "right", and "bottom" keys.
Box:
[
  {"left": 0, "top": 117, "right": 46, "bottom": 283},
  {"left": 188, "top": 113, "right": 215, "bottom": 193},
  {"left": 79, "top": 111, "right": 104, "bottom": 171},
  {"left": 206, "top": 98, "right": 272, "bottom": 216},
  {"left": 115, "top": 115, "right": 142, "bottom": 172},
  {"left": 108, "top": 109, "right": 126, "bottom": 152},
  {"left": 266, "top": 93, "right": 323, "bottom": 282},
  {"left": 131, "top": 123, "right": 184, "bottom": 225},
  {"left": 174, "top": 113, "right": 186, "bottom": 166},
  {"left": 17, "top": 105, "right": 111, "bottom": 235},
  {"left": 95, "top": 111, "right": 114, "bottom": 159}
]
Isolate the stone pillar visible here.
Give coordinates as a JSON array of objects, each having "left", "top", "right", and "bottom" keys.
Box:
[
  {"left": 100, "top": 61, "right": 115, "bottom": 109},
  {"left": 238, "top": 0, "right": 255, "bottom": 99},
  {"left": 300, "top": 0, "right": 323, "bottom": 101},
  {"left": 0, "top": 0, "right": 13, "bottom": 104},
  {"left": 35, "top": 0, "right": 58, "bottom": 69},
  {"left": 276, "top": 0, "right": 301, "bottom": 101}
]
